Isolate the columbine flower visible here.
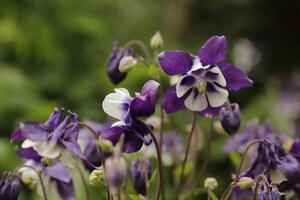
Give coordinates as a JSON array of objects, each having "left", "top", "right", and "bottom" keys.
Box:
[
  {"left": 158, "top": 35, "right": 253, "bottom": 116},
  {"left": 78, "top": 121, "right": 111, "bottom": 171},
  {"left": 107, "top": 42, "right": 135, "bottom": 84},
  {"left": 18, "top": 148, "right": 75, "bottom": 200},
  {"left": 219, "top": 103, "right": 241, "bottom": 135},
  {"left": 105, "top": 153, "right": 127, "bottom": 196},
  {"left": 224, "top": 120, "right": 286, "bottom": 153},
  {"left": 130, "top": 157, "right": 152, "bottom": 196},
  {"left": 102, "top": 80, "right": 160, "bottom": 152},
  {"left": 10, "top": 108, "right": 82, "bottom": 167},
  {"left": 257, "top": 184, "right": 281, "bottom": 200},
  {"left": 0, "top": 171, "right": 21, "bottom": 200}
]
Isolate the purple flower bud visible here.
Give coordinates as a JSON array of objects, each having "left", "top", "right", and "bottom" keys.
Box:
[
  {"left": 105, "top": 154, "right": 127, "bottom": 195},
  {"left": 130, "top": 157, "right": 152, "bottom": 196},
  {"left": 107, "top": 42, "right": 134, "bottom": 84},
  {"left": 0, "top": 172, "right": 21, "bottom": 200},
  {"left": 220, "top": 103, "right": 241, "bottom": 135},
  {"left": 257, "top": 184, "right": 281, "bottom": 200}
]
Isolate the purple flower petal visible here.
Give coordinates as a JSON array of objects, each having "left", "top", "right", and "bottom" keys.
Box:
[
  {"left": 45, "top": 162, "right": 72, "bottom": 183},
  {"left": 19, "top": 122, "right": 48, "bottom": 141},
  {"left": 10, "top": 129, "right": 25, "bottom": 142},
  {"left": 198, "top": 105, "right": 222, "bottom": 117},
  {"left": 55, "top": 180, "right": 75, "bottom": 200},
  {"left": 130, "top": 80, "right": 160, "bottom": 117},
  {"left": 199, "top": 35, "right": 227, "bottom": 65},
  {"left": 161, "top": 85, "right": 189, "bottom": 114},
  {"left": 122, "top": 133, "right": 144, "bottom": 153},
  {"left": 44, "top": 108, "right": 62, "bottom": 130},
  {"left": 158, "top": 51, "right": 193, "bottom": 75},
  {"left": 219, "top": 63, "right": 253, "bottom": 91},
  {"left": 17, "top": 148, "right": 41, "bottom": 161},
  {"left": 101, "top": 126, "right": 125, "bottom": 145}
]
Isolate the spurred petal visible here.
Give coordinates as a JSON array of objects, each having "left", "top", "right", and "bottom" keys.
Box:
[
  {"left": 10, "top": 129, "right": 25, "bottom": 142},
  {"left": 199, "top": 35, "right": 227, "bottom": 65},
  {"left": 45, "top": 162, "right": 72, "bottom": 183},
  {"left": 161, "top": 85, "right": 189, "bottom": 114},
  {"left": 130, "top": 80, "right": 160, "bottom": 117},
  {"left": 206, "top": 84, "right": 228, "bottom": 107},
  {"left": 184, "top": 90, "right": 208, "bottom": 111},
  {"left": 44, "top": 108, "right": 62, "bottom": 129},
  {"left": 19, "top": 122, "right": 48, "bottom": 141},
  {"left": 219, "top": 63, "right": 253, "bottom": 91},
  {"left": 101, "top": 126, "right": 125, "bottom": 145},
  {"left": 56, "top": 180, "right": 76, "bottom": 200},
  {"left": 176, "top": 75, "right": 196, "bottom": 97},
  {"left": 199, "top": 105, "right": 222, "bottom": 117},
  {"left": 122, "top": 133, "right": 144, "bottom": 153},
  {"left": 158, "top": 50, "right": 193, "bottom": 75}
]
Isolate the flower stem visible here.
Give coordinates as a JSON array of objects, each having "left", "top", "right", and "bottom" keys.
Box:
[
  {"left": 123, "top": 40, "right": 151, "bottom": 65},
  {"left": 178, "top": 112, "right": 197, "bottom": 190},
  {"left": 75, "top": 162, "right": 90, "bottom": 200},
  {"left": 17, "top": 165, "right": 48, "bottom": 200},
  {"left": 143, "top": 159, "right": 150, "bottom": 200},
  {"left": 148, "top": 128, "right": 165, "bottom": 200},
  {"left": 78, "top": 122, "right": 112, "bottom": 200}
]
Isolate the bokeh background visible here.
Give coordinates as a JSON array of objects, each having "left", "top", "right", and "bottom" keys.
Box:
[{"left": 1, "top": 0, "right": 300, "bottom": 199}]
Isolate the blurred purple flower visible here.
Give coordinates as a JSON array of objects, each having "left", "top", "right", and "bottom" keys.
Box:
[
  {"left": 107, "top": 42, "right": 134, "bottom": 84},
  {"left": 130, "top": 157, "right": 152, "bottom": 196},
  {"left": 102, "top": 80, "right": 160, "bottom": 153},
  {"left": 158, "top": 35, "right": 253, "bottom": 116},
  {"left": 257, "top": 184, "right": 281, "bottom": 200},
  {"left": 219, "top": 103, "right": 241, "bottom": 135},
  {"left": 10, "top": 108, "right": 82, "bottom": 162},
  {"left": 0, "top": 172, "right": 20, "bottom": 200}
]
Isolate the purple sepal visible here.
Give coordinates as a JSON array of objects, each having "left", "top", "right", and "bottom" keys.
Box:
[
  {"left": 17, "top": 148, "right": 41, "bottom": 161},
  {"left": 55, "top": 180, "right": 75, "bottom": 200},
  {"left": 161, "top": 85, "right": 189, "bottom": 114},
  {"left": 45, "top": 162, "right": 72, "bottom": 183}
]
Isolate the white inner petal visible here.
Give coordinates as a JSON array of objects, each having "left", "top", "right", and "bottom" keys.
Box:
[
  {"left": 33, "top": 141, "right": 61, "bottom": 159},
  {"left": 176, "top": 76, "right": 195, "bottom": 97},
  {"left": 60, "top": 149, "right": 75, "bottom": 168},
  {"left": 207, "top": 85, "right": 229, "bottom": 107},
  {"left": 111, "top": 121, "right": 126, "bottom": 127},
  {"left": 102, "top": 88, "right": 132, "bottom": 121},
  {"left": 207, "top": 67, "right": 226, "bottom": 87},
  {"left": 22, "top": 139, "right": 37, "bottom": 148},
  {"left": 184, "top": 91, "right": 208, "bottom": 111}
]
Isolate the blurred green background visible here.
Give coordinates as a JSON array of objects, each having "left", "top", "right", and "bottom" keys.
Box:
[{"left": 1, "top": 0, "right": 300, "bottom": 199}]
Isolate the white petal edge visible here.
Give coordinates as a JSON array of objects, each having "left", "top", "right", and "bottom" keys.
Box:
[
  {"left": 33, "top": 141, "right": 61, "bottom": 159},
  {"left": 22, "top": 139, "right": 37, "bottom": 148},
  {"left": 184, "top": 92, "right": 208, "bottom": 111},
  {"left": 206, "top": 85, "right": 229, "bottom": 107},
  {"left": 102, "top": 88, "right": 132, "bottom": 121},
  {"left": 176, "top": 75, "right": 195, "bottom": 98},
  {"left": 207, "top": 67, "right": 226, "bottom": 87}
]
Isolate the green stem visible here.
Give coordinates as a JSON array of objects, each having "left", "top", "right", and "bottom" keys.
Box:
[
  {"left": 75, "top": 162, "right": 90, "bottom": 200},
  {"left": 178, "top": 112, "right": 197, "bottom": 189},
  {"left": 148, "top": 128, "right": 164, "bottom": 200}
]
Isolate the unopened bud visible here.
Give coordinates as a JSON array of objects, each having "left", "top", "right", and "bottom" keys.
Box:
[
  {"left": 89, "top": 169, "right": 104, "bottom": 186},
  {"left": 131, "top": 157, "right": 152, "bottom": 196},
  {"left": 105, "top": 154, "right": 127, "bottom": 196},
  {"left": 220, "top": 103, "right": 241, "bottom": 135},
  {"left": 0, "top": 171, "right": 21, "bottom": 200},
  {"left": 150, "top": 31, "right": 163, "bottom": 49},
  {"left": 118, "top": 56, "right": 137, "bottom": 73},
  {"left": 238, "top": 177, "right": 254, "bottom": 190},
  {"left": 204, "top": 177, "right": 218, "bottom": 190}
]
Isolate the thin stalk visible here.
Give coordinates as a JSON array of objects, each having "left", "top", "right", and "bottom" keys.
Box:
[
  {"left": 78, "top": 122, "right": 111, "bottom": 200},
  {"left": 17, "top": 165, "right": 48, "bottom": 200},
  {"left": 143, "top": 159, "right": 150, "bottom": 200},
  {"left": 75, "top": 162, "right": 90, "bottom": 200},
  {"left": 148, "top": 128, "right": 164, "bottom": 200},
  {"left": 220, "top": 183, "right": 235, "bottom": 200},
  {"left": 178, "top": 112, "right": 197, "bottom": 188},
  {"left": 223, "top": 184, "right": 237, "bottom": 200},
  {"left": 253, "top": 176, "right": 263, "bottom": 200},
  {"left": 123, "top": 40, "right": 151, "bottom": 64}
]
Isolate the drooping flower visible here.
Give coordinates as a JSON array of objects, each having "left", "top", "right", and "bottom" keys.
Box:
[
  {"left": 0, "top": 171, "right": 21, "bottom": 200},
  {"left": 10, "top": 108, "right": 82, "bottom": 167},
  {"left": 158, "top": 35, "right": 253, "bottom": 116},
  {"left": 224, "top": 120, "right": 286, "bottom": 153},
  {"left": 105, "top": 153, "right": 127, "bottom": 196},
  {"left": 18, "top": 148, "right": 75, "bottom": 200},
  {"left": 78, "top": 121, "right": 111, "bottom": 171},
  {"left": 107, "top": 42, "right": 135, "bottom": 84},
  {"left": 219, "top": 103, "right": 241, "bottom": 135},
  {"left": 257, "top": 184, "right": 281, "bottom": 200},
  {"left": 101, "top": 80, "right": 160, "bottom": 152},
  {"left": 130, "top": 157, "right": 152, "bottom": 196}
]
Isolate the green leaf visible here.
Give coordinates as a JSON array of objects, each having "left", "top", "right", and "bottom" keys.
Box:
[
  {"left": 192, "top": 187, "right": 206, "bottom": 196},
  {"left": 174, "top": 161, "right": 194, "bottom": 178},
  {"left": 149, "top": 169, "right": 157, "bottom": 183},
  {"left": 208, "top": 190, "right": 219, "bottom": 200},
  {"left": 229, "top": 152, "right": 241, "bottom": 167},
  {"left": 128, "top": 194, "right": 145, "bottom": 200}
]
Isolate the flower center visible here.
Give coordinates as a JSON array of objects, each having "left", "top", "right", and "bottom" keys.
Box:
[{"left": 196, "top": 79, "right": 207, "bottom": 93}]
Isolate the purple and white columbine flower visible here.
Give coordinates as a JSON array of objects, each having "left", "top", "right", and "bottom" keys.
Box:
[
  {"left": 159, "top": 35, "right": 253, "bottom": 116},
  {"left": 10, "top": 108, "right": 82, "bottom": 167},
  {"left": 102, "top": 80, "right": 160, "bottom": 152}
]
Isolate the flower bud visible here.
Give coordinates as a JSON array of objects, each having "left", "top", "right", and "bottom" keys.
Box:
[
  {"left": 105, "top": 154, "right": 127, "bottom": 196},
  {"left": 220, "top": 103, "right": 241, "bottom": 135},
  {"left": 0, "top": 171, "right": 21, "bottom": 200},
  {"left": 150, "top": 31, "right": 163, "bottom": 49},
  {"left": 130, "top": 157, "right": 152, "bottom": 196},
  {"left": 204, "top": 177, "right": 218, "bottom": 190},
  {"left": 257, "top": 184, "right": 281, "bottom": 200},
  {"left": 118, "top": 56, "right": 137, "bottom": 73},
  {"left": 89, "top": 169, "right": 104, "bottom": 186},
  {"left": 238, "top": 177, "right": 254, "bottom": 190}
]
